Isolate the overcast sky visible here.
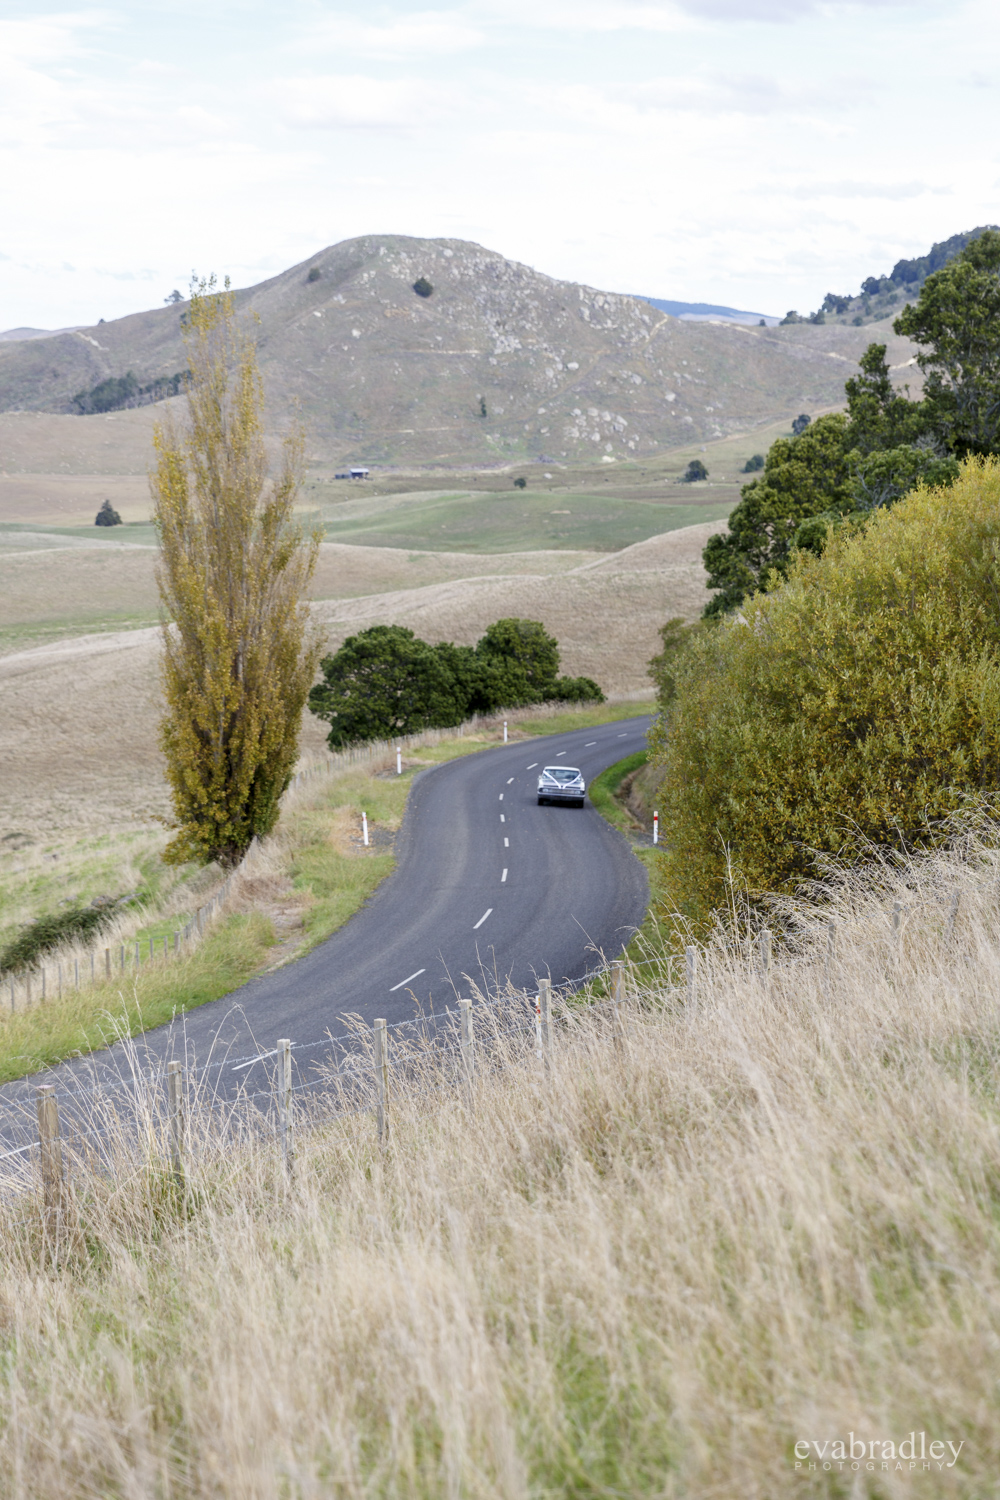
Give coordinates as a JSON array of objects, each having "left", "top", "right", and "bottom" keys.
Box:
[{"left": 3, "top": 0, "right": 998, "bottom": 329}]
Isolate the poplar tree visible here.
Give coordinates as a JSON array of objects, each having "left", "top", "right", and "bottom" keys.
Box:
[{"left": 151, "top": 278, "right": 320, "bottom": 868}]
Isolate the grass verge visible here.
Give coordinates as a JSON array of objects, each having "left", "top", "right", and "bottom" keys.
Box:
[
  {"left": 0, "top": 914, "right": 275, "bottom": 1084},
  {"left": 585, "top": 749, "right": 673, "bottom": 994},
  {"left": 0, "top": 701, "right": 654, "bottom": 1077}
]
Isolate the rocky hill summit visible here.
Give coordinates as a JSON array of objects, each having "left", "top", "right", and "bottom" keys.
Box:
[{"left": 0, "top": 235, "right": 916, "bottom": 466}]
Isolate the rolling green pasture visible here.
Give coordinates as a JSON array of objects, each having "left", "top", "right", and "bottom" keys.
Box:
[{"left": 316, "top": 488, "right": 734, "bottom": 553}]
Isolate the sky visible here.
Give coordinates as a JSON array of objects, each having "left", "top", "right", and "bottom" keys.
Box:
[{"left": 2, "top": 0, "right": 999, "bottom": 330}]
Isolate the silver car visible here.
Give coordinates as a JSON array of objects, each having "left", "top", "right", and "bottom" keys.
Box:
[{"left": 537, "top": 765, "right": 586, "bottom": 807}]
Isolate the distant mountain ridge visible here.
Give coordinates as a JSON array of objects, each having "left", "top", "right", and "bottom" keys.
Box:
[
  {"left": 0, "top": 234, "right": 915, "bottom": 466},
  {"left": 636, "top": 298, "right": 779, "bottom": 326}
]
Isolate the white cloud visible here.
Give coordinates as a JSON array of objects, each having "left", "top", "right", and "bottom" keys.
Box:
[
  {"left": 303, "top": 11, "right": 486, "bottom": 57},
  {"left": 271, "top": 74, "right": 456, "bottom": 130},
  {"left": 782, "top": 179, "right": 953, "bottom": 199}
]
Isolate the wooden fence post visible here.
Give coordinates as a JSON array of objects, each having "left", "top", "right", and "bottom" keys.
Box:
[
  {"left": 685, "top": 946, "right": 698, "bottom": 1012},
  {"left": 119, "top": 944, "right": 125, "bottom": 971},
  {"left": 277, "top": 1038, "right": 293, "bottom": 1177},
  {"left": 759, "top": 928, "right": 772, "bottom": 977},
  {"left": 374, "top": 1019, "right": 389, "bottom": 1147},
  {"left": 459, "top": 999, "right": 475, "bottom": 1100},
  {"left": 105, "top": 947, "right": 111, "bottom": 979},
  {"left": 536, "top": 979, "right": 551, "bottom": 1066},
  {"left": 36, "top": 1085, "right": 64, "bottom": 1239},
  {"left": 825, "top": 919, "right": 836, "bottom": 999},
  {"left": 167, "top": 1060, "right": 185, "bottom": 1187},
  {"left": 134, "top": 940, "right": 140, "bottom": 968},
  {"left": 610, "top": 960, "right": 625, "bottom": 1045},
  {"left": 891, "top": 901, "right": 902, "bottom": 964}
]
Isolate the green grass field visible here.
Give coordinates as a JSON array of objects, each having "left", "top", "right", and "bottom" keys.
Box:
[{"left": 317, "top": 489, "right": 734, "bottom": 553}]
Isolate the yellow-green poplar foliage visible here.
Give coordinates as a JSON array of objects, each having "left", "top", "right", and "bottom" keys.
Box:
[
  {"left": 152, "top": 279, "right": 320, "bottom": 868},
  {"left": 653, "top": 457, "right": 1000, "bottom": 928}
]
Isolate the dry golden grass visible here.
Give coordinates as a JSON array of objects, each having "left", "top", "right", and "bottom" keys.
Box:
[
  {"left": 0, "top": 832, "right": 995, "bottom": 1495},
  {"left": 0, "top": 521, "right": 714, "bottom": 840}
]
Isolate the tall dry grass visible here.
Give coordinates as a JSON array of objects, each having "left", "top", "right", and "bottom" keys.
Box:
[{"left": 1, "top": 831, "right": 998, "bottom": 1496}]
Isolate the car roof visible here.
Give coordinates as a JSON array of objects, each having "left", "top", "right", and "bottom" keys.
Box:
[{"left": 541, "top": 764, "right": 582, "bottom": 773}]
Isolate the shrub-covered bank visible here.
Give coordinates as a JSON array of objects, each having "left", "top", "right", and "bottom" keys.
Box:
[{"left": 652, "top": 458, "right": 1000, "bottom": 927}]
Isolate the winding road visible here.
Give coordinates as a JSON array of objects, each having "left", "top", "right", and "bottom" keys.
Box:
[{"left": 0, "top": 715, "right": 651, "bottom": 1132}]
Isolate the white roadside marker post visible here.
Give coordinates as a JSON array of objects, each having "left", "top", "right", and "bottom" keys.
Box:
[
  {"left": 396, "top": 747, "right": 402, "bottom": 776},
  {"left": 362, "top": 811, "right": 369, "bottom": 847},
  {"left": 653, "top": 811, "right": 659, "bottom": 845},
  {"left": 503, "top": 720, "right": 508, "bottom": 743}
]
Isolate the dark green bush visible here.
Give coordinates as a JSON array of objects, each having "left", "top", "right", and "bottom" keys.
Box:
[
  {"left": 307, "top": 267, "right": 321, "bottom": 283},
  {"left": 1, "top": 905, "right": 114, "bottom": 974},
  {"left": 683, "top": 460, "right": 708, "bottom": 483},
  {"left": 95, "top": 499, "right": 122, "bottom": 526},
  {"left": 742, "top": 454, "right": 764, "bottom": 473},
  {"left": 413, "top": 278, "right": 433, "bottom": 298},
  {"left": 513, "top": 477, "right": 527, "bottom": 489},
  {"left": 652, "top": 458, "right": 1000, "bottom": 929},
  {"left": 309, "top": 618, "right": 603, "bottom": 747}
]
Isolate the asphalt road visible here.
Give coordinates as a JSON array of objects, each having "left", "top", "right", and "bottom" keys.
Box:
[{"left": 0, "top": 715, "right": 650, "bottom": 1135}]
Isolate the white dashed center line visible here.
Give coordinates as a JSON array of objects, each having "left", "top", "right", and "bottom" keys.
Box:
[
  {"left": 618, "top": 733, "right": 627, "bottom": 737},
  {"left": 527, "top": 762, "right": 537, "bottom": 769},
  {"left": 507, "top": 778, "right": 514, "bottom": 784},
  {"left": 499, "top": 793, "right": 503, "bottom": 800},
  {"left": 556, "top": 751, "right": 566, "bottom": 757},
  {"left": 473, "top": 909, "right": 493, "bottom": 930},
  {"left": 585, "top": 741, "right": 596, "bottom": 746},
  {"left": 504, "top": 837, "right": 509, "bottom": 847},
  {"left": 500, "top": 814, "right": 505, "bottom": 822},
  {"left": 389, "top": 968, "right": 425, "bottom": 992},
  {"left": 501, "top": 868, "right": 508, "bottom": 882}
]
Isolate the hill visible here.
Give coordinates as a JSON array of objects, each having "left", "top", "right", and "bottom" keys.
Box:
[
  {"left": 783, "top": 224, "right": 999, "bottom": 329},
  {"left": 0, "top": 234, "right": 917, "bottom": 468}
]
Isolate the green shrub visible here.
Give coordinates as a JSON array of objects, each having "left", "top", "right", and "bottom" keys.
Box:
[
  {"left": 413, "top": 278, "right": 433, "bottom": 298},
  {"left": 683, "top": 459, "right": 708, "bottom": 483},
  {"left": 513, "top": 476, "right": 527, "bottom": 489},
  {"left": 95, "top": 499, "right": 122, "bottom": 526},
  {"left": 1, "top": 905, "right": 116, "bottom": 974},
  {"left": 653, "top": 458, "right": 1000, "bottom": 928},
  {"left": 309, "top": 618, "right": 604, "bottom": 747},
  {"left": 306, "top": 267, "right": 321, "bottom": 283}
]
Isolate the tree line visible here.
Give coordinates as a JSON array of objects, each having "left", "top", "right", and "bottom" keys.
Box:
[{"left": 703, "top": 229, "right": 1000, "bottom": 617}]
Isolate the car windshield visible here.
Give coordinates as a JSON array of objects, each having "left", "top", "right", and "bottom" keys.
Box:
[{"left": 542, "top": 767, "right": 582, "bottom": 783}]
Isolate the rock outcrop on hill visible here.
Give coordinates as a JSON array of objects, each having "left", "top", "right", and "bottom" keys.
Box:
[{"left": 0, "top": 235, "right": 917, "bottom": 465}]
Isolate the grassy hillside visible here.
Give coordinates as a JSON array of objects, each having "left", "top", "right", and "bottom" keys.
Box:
[{"left": 0, "top": 234, "right": 919, "bottom": 466}]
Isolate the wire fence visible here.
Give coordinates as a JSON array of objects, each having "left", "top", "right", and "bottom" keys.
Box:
[{"left": 0, "top": 859, "right": 980, "bottom": 1237}]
